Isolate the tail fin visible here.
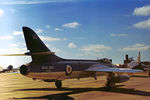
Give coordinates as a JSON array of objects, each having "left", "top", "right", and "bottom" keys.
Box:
[
  {"left": 23, "top": 27, "right": 50, "bottom": 53},
  {"left": 22, "top": 27, "right": 62, "bottom": 63}
]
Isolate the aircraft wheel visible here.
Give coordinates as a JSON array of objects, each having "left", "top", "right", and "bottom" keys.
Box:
[
  {"left": 55, "top": 80, "right": 62, "bottom": 89},
  {"left": 106, "top": 80, "right": 115, "bottom": 88},
  {"left": 149, "top": 71, "right": 150, "bottom": 77}
]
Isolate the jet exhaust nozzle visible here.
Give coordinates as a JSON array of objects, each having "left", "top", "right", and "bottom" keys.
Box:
[{"left": 20, "top": 65, "right": 29, "bottom": 75}]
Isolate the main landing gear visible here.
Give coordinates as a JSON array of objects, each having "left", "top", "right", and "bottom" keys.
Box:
[
  {"left": 148, "top": 71, "right": 150, "bottom": 77},
  {"left": 55, "top": 80, "right": 62, "bottom": 89},
  {"left": 106, "top": 72, "right": 116, "bottom": 88}
]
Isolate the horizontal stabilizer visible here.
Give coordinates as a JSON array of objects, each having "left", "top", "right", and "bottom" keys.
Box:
[
  {"left": 0, "top": 52, "right": 55, "bottom": 56},
  {"left": 0, "top": 54, "right": 28, "bottom": 56}
]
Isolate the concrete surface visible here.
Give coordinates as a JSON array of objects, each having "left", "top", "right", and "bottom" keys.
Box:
[{"left": 0, "top": 72, "right": 150, "bottom": 100}]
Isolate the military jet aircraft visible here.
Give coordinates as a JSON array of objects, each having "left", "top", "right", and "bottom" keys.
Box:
[
  {"left": 1, "top": 27, "right": 142, "bottom": 88},
  {"left": 128, "top": 52, "right": 150, "bottom": 76}
]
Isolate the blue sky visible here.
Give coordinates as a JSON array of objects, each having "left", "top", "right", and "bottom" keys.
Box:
[{"left": 0, "top": 0, "right": 150, "bottom": 68}]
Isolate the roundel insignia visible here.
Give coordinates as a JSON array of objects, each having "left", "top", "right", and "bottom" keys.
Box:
[{"left": 66, "top": 65, "right": 72, "bottom": 76}]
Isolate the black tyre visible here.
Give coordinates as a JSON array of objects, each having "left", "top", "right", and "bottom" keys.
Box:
[
  {"left": 106, "top": 81, "right": 115, "bottom": 88},
  {"left": 55, "top": 80, "right": 62, "bottom": 89}
]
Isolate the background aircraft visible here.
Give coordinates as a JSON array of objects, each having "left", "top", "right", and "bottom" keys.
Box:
[
  {"left": 128, "top": 52, "right": 150, "bottom": 76},
  {"left": 1, "top": 27, "right": 142, "bottom": 88}
]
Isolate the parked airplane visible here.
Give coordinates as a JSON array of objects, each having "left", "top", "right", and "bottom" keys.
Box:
[
  {"left": 1, "top": 27, "right": 142, "bottom": 88},
  {"left": 128, "top": 52, "right": 150, "bottom": 76}
]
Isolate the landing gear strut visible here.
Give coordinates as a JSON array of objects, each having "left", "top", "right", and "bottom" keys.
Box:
[
  {"left": 55, "top": 80, "right": 62, "bottom": 89},
  {"left": 106, "top": 72, "right": 116, "bottom": 88}
]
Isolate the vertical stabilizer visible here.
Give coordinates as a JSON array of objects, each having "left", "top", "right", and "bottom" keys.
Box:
[
  {"left": 22, "top": 27, "right": 50, "bottom": 53},
  {"left": 22, "top": 27, "right": 62, "bottom": 63}
]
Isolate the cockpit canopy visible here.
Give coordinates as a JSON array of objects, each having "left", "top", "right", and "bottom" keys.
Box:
[{"left": 98, "top": 58, "right": 112, "bottom": 64}]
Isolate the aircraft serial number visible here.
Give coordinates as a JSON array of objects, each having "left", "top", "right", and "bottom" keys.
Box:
[{"left": 41, "top": 66, "right": 54, "bottom": 70}]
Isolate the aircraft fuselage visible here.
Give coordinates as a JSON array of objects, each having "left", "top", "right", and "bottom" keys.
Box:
[{"left": 20, "top": 59, "right": 112, "bottom": 81}]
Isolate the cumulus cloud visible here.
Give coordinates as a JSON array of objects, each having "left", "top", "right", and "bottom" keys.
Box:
[
  {"left": 68, "top": 42, "right": 77, "bottom": 48},
  {"left": 10, "top": 44, "right": 18, "bottom": 47},
  {"left": 133, "top": 18, "right": 150, "bottom": 29},
  {"left": 45, "top": 25, "right": 51, "bottom": 28},
  {"left": 79, "top": 44, "right": 112, "bottom": 57},
  {"left": 35, "top": 29, "right": 43, "bottom": 34},
  {"left": 63, "top": 38, "right": 67, "bottom": 41},
  {"left": 10, "top": 47, "right": 27, "bottom": 53},
  {"left": 62, "top": 22, "right": 81, "bottom": 28},
  {"left": 133, "top": 5, "right": 150, "bottom": 16},
  {"left": 10, "top": 42, "right": 25, "bottom": 47},
  {"left": 0, "top": 0, "right": 75, "bottom": 5},
  {"left": 39, "top": 36, "right": 61, "bottom": 42},
  {"left": 13, "top": 31, "right": 23, "bottom": 35},
  {"left": 120, "top": 43, "right": 150, "bottom": 51},
  {"left": 0, "top": 35, "right": 13, "bottom": 40},
  {"left": 81, "top": 44, "right": 112, "bottom": 53},
  {"left": 0, "top": 49, "right": 5, "bottom": 52},
  {"left": 0, "top": 9, "right": 4, "bottom": 16},
  {"left": 52, "top": 48, "right": 62, "bottom": 52},
  {"left": 55, "top": 28, "right": 62, "bottom": 31},
  {"left": 110, "top": 33, "right": 128, "bottom": 37}
]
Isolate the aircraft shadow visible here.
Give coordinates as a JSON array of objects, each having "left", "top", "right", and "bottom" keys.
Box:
[
  {"left": 13, "top": 85, "right": 150, "bottom": 100},
  {"left": 131, "top": 75, "right": 150, "bottom": 78}
]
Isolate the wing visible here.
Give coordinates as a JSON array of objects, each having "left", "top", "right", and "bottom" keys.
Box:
[{"left": 85, "top": 64, "right": 142, "bottom": 73}]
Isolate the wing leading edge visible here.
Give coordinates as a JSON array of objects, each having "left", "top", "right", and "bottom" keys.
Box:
[{"left": 85, "top": 64, "right": 142, "bottom": 73}]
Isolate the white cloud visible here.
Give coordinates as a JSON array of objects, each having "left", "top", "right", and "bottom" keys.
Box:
[
  {"left": 68, "top": 42, "right": 77, "bottom": 48},
  {"left": 52, "top": 48, "right": 62, "bottom": 52},
  {"left": 18, "top": 42, "right": 26, "bottom": 46},
  {"left": 10, "top": 44, "right": 18, "bottom": 47},
  {"left": 39, "top": 35, "right": 61, "bottom": 42},
  {"left": 78, "top": 44, "right": 112, "bottom": 58},
  {"left": 0, "top": 9, "right": 4, "bottom": 17},
  {"left": 110, "top": 33, "right": 128, "bottom": 37},
  {"left": 0, "top": 35, "right": 13, "bottom": 40},
  {"left": 0, "top": 0, "right": 74, "bottom": 5},
  {"left": 13, "top": 31, "right": 23, "bottom": 35},
  {"left": 45, "top": 25, "right": 51, "bottom": 28},
  {"left": 55, "top": 28, "right": 62, "bottom": 31},
  {"left": 62, "top": 22, "right": 81, "bottom": 28},
  {"left": 35, "top": 29, "right": 43, "bottom": 34},
  {"left": 133, "top": 5, "right": 150, "bottom": 16},
  {"left": 81, "top": 44, "right": 112, "bottom": 53},
  {"left": 10, "top": 47, "right": 27, "bottom": 53},
  {"left": 63, "top": 38, "right": 67, "bottom": 41},
  {"left": 120, "top": 43, "right": 150, "bottom": 51},
  {"left": 133, "top": 18, "right": 150, "bottom": 29},
  {"left": 10, "top": 42, "right": 25, "bottom": 47},
  {"left": 0, "top": 49, "right": 5, "bottom": 52}
]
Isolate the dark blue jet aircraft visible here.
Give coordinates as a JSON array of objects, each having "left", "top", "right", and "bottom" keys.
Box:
[{"left": 2, "top": 27, "right": 142, "bottom": 88}]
